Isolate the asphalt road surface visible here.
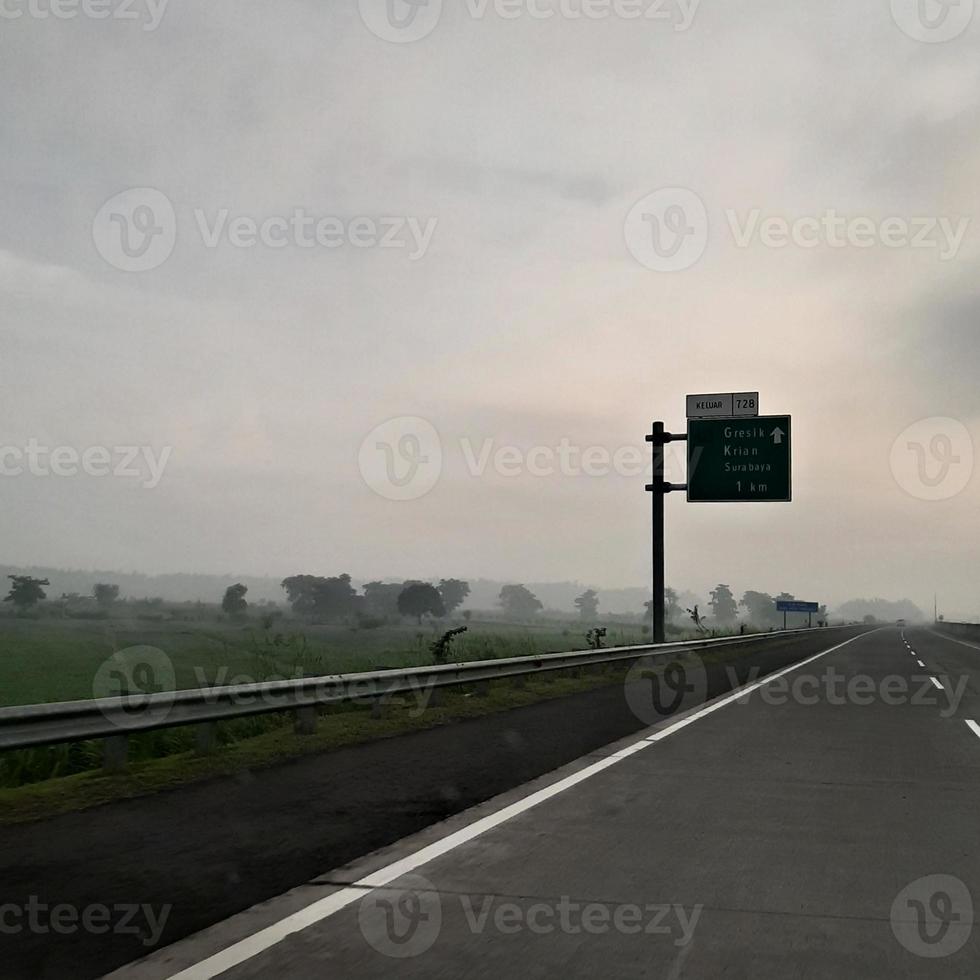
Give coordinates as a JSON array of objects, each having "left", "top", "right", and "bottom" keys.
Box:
[
  {"left": 0, "top": 629, "right": 850, "bottom": 979},
  {"left": 112, "top": 626, "right": 980, "bottom": 979}
]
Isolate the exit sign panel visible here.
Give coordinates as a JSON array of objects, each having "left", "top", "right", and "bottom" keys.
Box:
[{"left": 687, "top": 415, "right": 792, "bottom": 502}]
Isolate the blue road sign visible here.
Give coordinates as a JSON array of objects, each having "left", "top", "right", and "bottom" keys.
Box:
[{"left": 776, "top": 600, "right": 819, "bottom": 613}]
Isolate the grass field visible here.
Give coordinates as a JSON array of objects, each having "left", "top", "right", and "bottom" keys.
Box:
[
  {"left": 0, "top": 611, "right": 675, "bottom": 798},
  {"left": 0, "top": 613, "right": 653, "bottom": 708}
]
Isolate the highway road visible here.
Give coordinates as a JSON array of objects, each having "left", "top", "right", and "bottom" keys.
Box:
[{"left": 113, "top": 626, "right": 980, "bottom": 979}]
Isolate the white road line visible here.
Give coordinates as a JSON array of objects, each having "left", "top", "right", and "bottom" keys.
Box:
[
  {"left": 916, "top": 660, "right": 925, "bottom": 668},
  {"left": 161, "top": 630, "right": 874, "bottom": 980},
  {"left": 930, "top": 676, "right": 944, "bottom": 691},
  {"left": 966, "top": 720, "right": 980, "bottom": 740},
  {"left": 927, "top": 628, "right": 980, "bottom": 653}
]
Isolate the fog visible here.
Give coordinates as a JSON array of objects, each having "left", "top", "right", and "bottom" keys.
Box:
[{"left": 2, "top": 1, "right": 978, "bottom": 619}]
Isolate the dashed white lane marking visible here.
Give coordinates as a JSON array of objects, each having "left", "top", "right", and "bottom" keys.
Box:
[
  {"left": 916, "top": 660, "right": 926, "bottom": 668},
  {"left": 966, "top": 720, "right": 980, "bottom": 740},
  {"left": 930, "top": 676, "right": 944, "bottom": 691},
  {"left": 160, "top": 630, "right": 875, "bottom": 980}
]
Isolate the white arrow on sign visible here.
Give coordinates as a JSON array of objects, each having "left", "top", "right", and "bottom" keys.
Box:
[{"left": 771, "top": 427, "right": 785, "bottom": 444}]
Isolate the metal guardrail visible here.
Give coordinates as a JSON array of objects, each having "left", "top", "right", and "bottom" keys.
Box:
[
  {"left": 0, "top": 626, "right": 859, "bottom": 763},
  {"left": 931, "top": 621, "right": 980, "bottom": 642}
]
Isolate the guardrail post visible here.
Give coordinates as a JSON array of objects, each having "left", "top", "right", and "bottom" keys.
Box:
[
  {"left": 195, "top": 722, "right": 217, "bottom": 754},
  {"left": 103, "top": 734, "right": 128, "bottom": 773},
  {"left": 371, "top": 696, "right": 388, "bottom": 719},
  {"left": 294, "top": 705, "right": 317, "bottom": 735}
]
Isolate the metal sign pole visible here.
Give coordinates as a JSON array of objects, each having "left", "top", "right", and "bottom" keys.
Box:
[{"left": 645, "top": 422, "right": 687, "bottom": 645}]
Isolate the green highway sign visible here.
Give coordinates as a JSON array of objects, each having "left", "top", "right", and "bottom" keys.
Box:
[{"left": 687, "top": 415, "right": 792, "bottom": 502}]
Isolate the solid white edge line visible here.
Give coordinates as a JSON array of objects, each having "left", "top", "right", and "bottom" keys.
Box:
[
  {"left": 930, "top": 676, "right": 944, "bottom": 691},
  {"left": 966, "top": 720, "right": 980, "bottom": 739},
  {"left": 163, "top": 629, "right": 874, "bottom": 980},
  {"left": 927, "top": 628, "right": 980, "bottom": 653}
]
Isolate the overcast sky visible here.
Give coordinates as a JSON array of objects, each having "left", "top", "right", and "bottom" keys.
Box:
[{"left": 1, "top": 0, "right": 979, "bottom": 616}]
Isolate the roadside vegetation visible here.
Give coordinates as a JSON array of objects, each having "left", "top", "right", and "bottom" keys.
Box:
[{"left": 0, "top": 569, "right": 889, "bottom": 808}]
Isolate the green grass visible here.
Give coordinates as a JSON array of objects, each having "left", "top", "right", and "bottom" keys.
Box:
[
  {"left": 0, "top": 613, "right": 653, "bottom": 708},
  {"left": 0, "top": 612, "right": 659, "bottom": 793}
]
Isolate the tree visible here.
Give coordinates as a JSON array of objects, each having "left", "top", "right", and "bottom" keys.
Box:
[
  {"left": 575, "top": 589, "right": 599, "bottom": 620},
  {"left": 281, "top": 574, "right": 356, "bottom": 621},
  {"left": 309, "top": 575, "right": 357, "bottom": 621},
  {"left": 4, "top": 575, "right": 49, "bottom": 610},
  {"left": 437, "top": 579, "right": 470, "bottom": 616},
  {"left": 281, "top": 575, "right": 321, "bottom": 616},
  {"left": 222, "top": 583, "right": 248, "bottom": 616},
  {"left": 363, "top": 581, "right": 403, "bottom": 619},
  {"left": 709, "top": 584, "right": 738, "bottom": 627},
  {"left": 93, "top": 583, "right": 120, "bottom": 608},
  {"left": 398, "top": 583, "right": 445, "bottom": 624},
  {"left": 499, "top": 584, "right": 543, "bottom": 620},
  {"left": 740, "top": 591, "right": 778, "bottom": 629}
]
